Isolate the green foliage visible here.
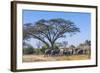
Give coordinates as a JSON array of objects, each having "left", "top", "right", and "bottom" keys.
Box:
[
  {"left": 40, "top": 45, "right": 48, "bottom": 53},
  {"left": 23, "top": 47, "right": 35, "bottom": 55},
  {"left": 35, "top": 49, "right": 43, "bottom": 55}
]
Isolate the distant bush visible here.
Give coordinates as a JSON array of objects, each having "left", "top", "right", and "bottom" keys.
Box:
[
  {"left": 23, "top": 47, "right": 35, "bottom": 55},
  {"left": 35, "top": 49, "right": 43, "bottom": 55}
]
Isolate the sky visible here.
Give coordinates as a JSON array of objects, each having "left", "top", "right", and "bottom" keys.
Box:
[{"left": 23, "top": 10, "right": 91, "bottom": 48}]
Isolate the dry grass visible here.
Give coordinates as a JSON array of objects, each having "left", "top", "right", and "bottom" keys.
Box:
[{"left": 23, "top": 54, "right": 90, "bottom": 62}]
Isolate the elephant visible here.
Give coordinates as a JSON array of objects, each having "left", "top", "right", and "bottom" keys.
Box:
[
  {"left": 63, "top": 50, "right": 68, "bottom": 55},
  {"left": 64, "top": 49, "right": 74, "bottom": 55},
  {"left": 44, "top": 49, "right": 52, "bottom": 57},
  {"left": 75, "top": 48, "right": 87, "bottom": 55},
  {"left": 51, "top": 49, "right": 60, "bottom": 56}
]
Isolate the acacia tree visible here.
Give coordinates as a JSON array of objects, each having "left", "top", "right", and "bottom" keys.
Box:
[
  {"left": 23, "top": 18, "right": 80, "bottom": 49},
  {"left": 85, "top": 40, "right": 91, "bottom": 46},
  {"left": 62, "top": 41, "right": 68, "bottom": 48}
]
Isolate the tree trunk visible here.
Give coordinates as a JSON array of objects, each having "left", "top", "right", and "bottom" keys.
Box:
[{"left": 51, "top": 41, "right": 55, "bottom": 49}]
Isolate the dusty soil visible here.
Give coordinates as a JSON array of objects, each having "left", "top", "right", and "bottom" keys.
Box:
[{"left": 22, "top": 54, "right": 90, "bottom": 62}]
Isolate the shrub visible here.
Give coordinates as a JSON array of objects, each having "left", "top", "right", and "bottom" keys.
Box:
[
  {"left": 35, "top": 49, "right": 43, "bottom": 55},
  {"left": 23, "top": 47, "right": 35, "bottom": 55}
]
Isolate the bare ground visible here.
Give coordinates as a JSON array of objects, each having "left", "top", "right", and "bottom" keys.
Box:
[{"left": 22, "top": 54, "right": 90, "bottom": 62}]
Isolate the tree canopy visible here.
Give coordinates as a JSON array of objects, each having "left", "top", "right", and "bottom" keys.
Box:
[{"left": 23, "top": 18, "right": 80, "bottom": 49}]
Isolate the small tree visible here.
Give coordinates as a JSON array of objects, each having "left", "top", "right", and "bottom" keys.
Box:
[
  {"left": 85, "top": 40, "right": 91, "bottom": 46},
  {"left": 62, "top": 41, "right": 68, "bottom": 48}
]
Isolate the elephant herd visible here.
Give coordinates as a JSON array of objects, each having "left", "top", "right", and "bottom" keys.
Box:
[{"left": 44, "top": 48, "right": 90, "bottom": 57}]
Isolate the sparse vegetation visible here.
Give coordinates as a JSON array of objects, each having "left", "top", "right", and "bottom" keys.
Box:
[{"left": 23, "top": 54, "right": 90, "bottom": 62}]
